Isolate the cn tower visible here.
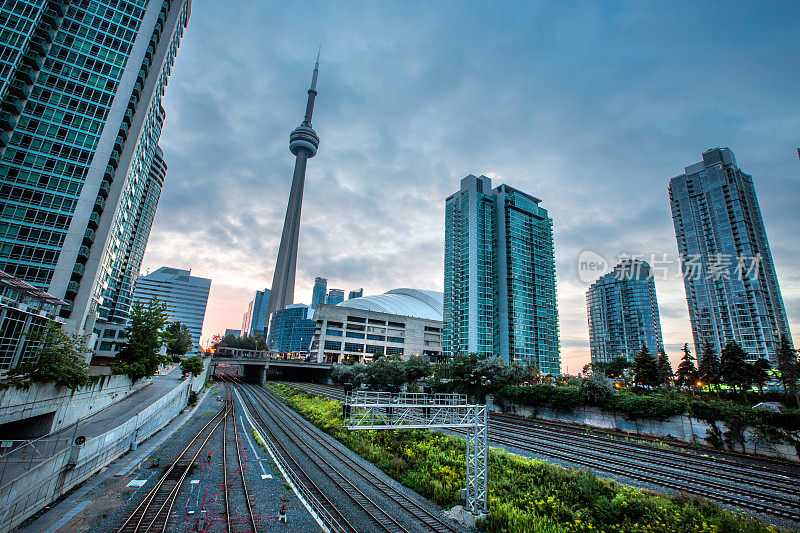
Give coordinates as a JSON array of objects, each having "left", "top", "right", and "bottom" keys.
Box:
[{"left": 265, "top": 54, "right": 321, "bottom": 318}]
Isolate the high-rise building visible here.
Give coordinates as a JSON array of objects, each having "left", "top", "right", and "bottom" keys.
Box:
[
  {"left": 444, "top": 175, "right": 559, "bottom": 373},
  {"left": 348, "top": 288, "right": 363, "bottom": 300},
  {"left": 131, "top": 266, "right": 210, "bottom": 347},
  {"left": 267, "top": 303, "right": 315, "bottom": 354},
  {"left": 586, "top": 260, "right": 663, "bottom": 364},
  {"left": 311, "top": 276, "right": 327, "bottom": 309},
  {"left": 251, "top": 288, "right": 269, "bottom": 335},
  {"left": 326, "top": 288, "right": 344, "bottom": 306},
  {"left": 0, "top": 0, "right": 192, "bottom": 342},
  {"left": 265, "top": 55, "right": 320, "bottom": 318},
  {"left": 669, "top": 147, "right": 792, "bottom": 362},
  {"left": 224, "top": 328, "right": 241, "bottom": 338},
  {"left": 241, "top": 299, "right": 254, "bottom": 337}
]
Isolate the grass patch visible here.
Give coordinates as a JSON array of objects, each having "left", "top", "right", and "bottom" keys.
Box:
[{"left": 267, "top": 382, "right": 790, "bottom": 533}]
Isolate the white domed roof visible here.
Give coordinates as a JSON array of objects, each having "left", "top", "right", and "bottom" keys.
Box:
[{"left": 337, "top": 288, "right": 443, "bottom": 321}]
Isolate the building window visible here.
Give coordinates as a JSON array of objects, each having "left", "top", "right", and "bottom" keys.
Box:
[
  {"left": 424, "top": 326, "right": 441, "bottom": 333},
  {"left": 326, "top": 329, "right": 343, "bottom": 337},
  {"left": 346, "top": 331, "right": 365, "bottom": 339},
  {"left": 328, "top": 321, "right": 343, "bottom": 328},
  {"left": 388, "top": 321, "right": 405, "bottom": 328},
  {"left": 368, "top": 319, "right": 386, "bottom": 325},
  {"left": 387, "top": 347, "right": 404, "bottom": 356},
  {"left": 346, "top": 323, "right": 365, "bottom": 331},
  {"left": 366, "top": 334, "right": 385, "bottom": 341},
  {"left": 324, "top": 340, "right": 341, "bottom": 350},
  {"left": 366, "top": 345, "right": 384, "bottom": 355},
  {"left": 347, "top": 315, "right": 365, "bottom": 323},
  {"left": 388, "top": 337, "right": 404, "bottom": 344},
  {"left": 344, "top": 342, "right": 364, "bottom": 353}
]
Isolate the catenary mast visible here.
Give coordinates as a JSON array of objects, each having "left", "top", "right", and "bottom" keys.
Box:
[{"left": 265, "top": 54, "right": 321, "bottom": 319}]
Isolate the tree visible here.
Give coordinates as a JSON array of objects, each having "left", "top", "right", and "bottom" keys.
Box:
[
  {"left": 698, "top": 342, "right": 720, "bottom": 393},
  {"left": 9, "top": 322, "right": 91, "bottom": 389},
  {"left": 112, "top": 299, "right": 169, "bottom": 381},
  {"left": 776, "top": 334, "right": 799, "bottom": 398},
  {"left": 675, "top": 343, "right": 698, "bottom": 394},
  {"left": 719, "top": 342, "right": 752, "bottom": 395},
  {"left": 166, "top": 321, "right": 193, "bottom": 356},
  {"left": 330, "top": 361, "right": 367, "bottom": 386},
  {"left": 180, "top": 355, "right": 204, "bottom": 377},
  {"left": 588, "top": 357, "right": 629, "bottom": 379},
  {"left": 656, "top": 346, "right": 673, "bottom": 389},
  {"left": 363, "top": 355, "right": 406, "bottom": 390},
  {"left": 404, "top": 355, "right": 431, "bottom": 384},
  {"left": 750, "top": 358, "right": 772, "bottom": 397},
  {"left": 632, "top": 346, "right": 659, "bottom": 388},
  {"left": 579, "top": 372, "right": 615, "bottom": 405}
]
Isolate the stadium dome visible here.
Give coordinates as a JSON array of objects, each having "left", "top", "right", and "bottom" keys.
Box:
[{"left": 337, "top": 288, "right": 443, "bottom": 321}]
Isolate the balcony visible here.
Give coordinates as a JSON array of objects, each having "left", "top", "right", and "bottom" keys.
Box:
[
  {"left": 2, "top": 96, "right": 24, "bottom": 115},
  {"left": 41, "top": 10, "right": 59, "bottom": 28},
  {"left": 16, "top": 66, "right": 36, "bottom": 85},
  {"left": 0, "top": 111, "right": 16, "bottom": 131},
  {"left": 144, "top": 46, "right": 153, "bottom": 62},
  {"left": 8, "top": 79, "right": 30, "bottom": 99},
  {"left": 118, "top": 121, "right": 128, "bottom": 139},
  {"left": 114, "top": 135, "right": 123, "bottom": 152},
  {"left": 123, "top": 108, "right": 133, "bottom": 126},
  {"left": 88, "top": 211, "right": 100, "bottom": 229},
  {"left": 77, "top": 245, "right": 90, "bottom": 262},
  {"left": 35, "top": 25, "right": 54, "bottom": 44},
  {"left": 83, "top": 228, "right": 95, "bottom": 245},
  {"left": 66, "top": 281, "right": 80, "bottom": 295},
  {"left": 93, "top": 196, "right": 105, "bottom": 212},
  {"left": 22, "top": 52, "right": 43, "bottom": 70},
  {"left": 127, "top": 95, "right": 137, "bottom": 111},
  {"left": 48, "top": 0, "right": 66, "bottom": 17},
  {"left": 72, "top": 263, "right": 84, "bottom": 277},
  {"left": 29, "top": 38, "right": 48, "bottom": 57},
  {"left": 0, "top": 130, "right": 9, "bottom": 147},
  {"left": 98, "top": 181, "right": 110, "bottom": 198},
  {"left": 131, "top": 81, "right": 142, "bottom": 99},
  {"left": 104, "top": 165, "right": 115, "bottom": 183},
  {"left": 109, "top": 150, "right": 120, "bottom": 168}
]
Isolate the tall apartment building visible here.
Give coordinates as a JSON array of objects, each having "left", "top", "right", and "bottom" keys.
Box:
[
  {"left": 326, "top": 288, "right": 344, "bottom": 306},
  {"left": 348, "top": 288, "right": 363, "bottom": 300},
  {"left": 586, "top": 260, "right": 663, "bottom": 364},
  {"left": 0, "top": 0, "right": 192, "bottom": 344},
  {"left": 241, "top": 288, "right": 269, "bottom": 337},
  {"left": 444, "top": 175, "right": 559, "bottom": 374},
  {"left": 669, "top": 148, "right": 792, "bottom": 363},
  {"left": 131, "top": 266, "right": 210, "bottom": 347},
  {"left": 267, "top": 303, "right": 315, "bottom": 354},
  {"left": 311, "top": 276, "right": 326, "bottom": 309}
]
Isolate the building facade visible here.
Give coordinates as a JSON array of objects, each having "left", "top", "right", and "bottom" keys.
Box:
[
  {"left": 131, "top": 266, "right": 210, "bottom": 347},
  {"left": 326, "top": 288, "right": 344, "bottom": 306},
  {"left": 311, "top": 276, "right": 326, "bottom": 309},
  {"left": 444, "top": 175, "right": 559, "bottom": 373},
  {"left": 310, "top": 288, "right": 444, "bottom": 363},
  {"left": 586, "top": 260, "right": 664, "bottom": 364},
  {"left": 0, "top": 270, "right": 65, "bottom": 371},
  {"left": 267, "top": 303, "right": 315, "bottom": 354},
  {"left": 224, "top": 328, "right": 241, "bottom": 338},
  {"left": 669, "top": 147, "right": 793, "bottom": 363},
  {"left": 0, "top": 0, "right": 192, "bottom": 343},
  {"left": 240, "top": 288, "right": 270, "bottom": 338}
]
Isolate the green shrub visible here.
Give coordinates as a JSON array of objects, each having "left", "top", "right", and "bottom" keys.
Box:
[{"left": 610, "top": 393, "right": 686, "bottom": 420}]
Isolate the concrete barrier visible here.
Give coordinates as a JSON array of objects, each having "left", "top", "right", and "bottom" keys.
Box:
[{"left": 0, "top": 375, "right": 196, "bottom": 532}]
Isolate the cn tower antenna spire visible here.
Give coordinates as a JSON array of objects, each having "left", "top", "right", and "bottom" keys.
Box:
[{"left": 265, "top": 54, "right": 322, "bottom": 321}]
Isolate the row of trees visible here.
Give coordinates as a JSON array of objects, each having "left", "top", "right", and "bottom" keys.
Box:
[
  {"left": 592, "top": 334, "right": 799, "bottom": 401},
  {"left": 212, "top": 333, "right": 267, "bottom": 351}
]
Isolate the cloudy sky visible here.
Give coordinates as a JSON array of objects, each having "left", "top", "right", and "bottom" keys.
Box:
[{"left": 142, "top": 1, "right": 800, "bottom": 372}]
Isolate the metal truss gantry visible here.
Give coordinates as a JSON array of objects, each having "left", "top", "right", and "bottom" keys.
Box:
[{"left": 344, "top": 390, "right": 488, "bottom": 518}]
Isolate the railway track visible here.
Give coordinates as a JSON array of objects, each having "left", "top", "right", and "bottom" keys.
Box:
[
  {"left": 117, "top": 391, "right": 227, "bottom": 533},
  {"left": 230, "top": 377, "right": 461, "bottom": 533},
  {"left": 289, "top": 381, "right": 800, "bottom": 523},
  {"left": 221, "top": 381, "right": 258, "bottom": 533}
]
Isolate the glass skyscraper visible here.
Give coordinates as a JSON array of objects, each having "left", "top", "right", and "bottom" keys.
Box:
[
  {"left": 326, "top": 288, "right": 344, "bottom": 306},
  {"left": 669, "top": 147, "right": 792, "bottom": 363},
  {"left": 444, "top": 175, "right": 560, "bottom": 373},
  {"left": 267, "top": 303, "right": 315, "bottom": 354},
  {"left": 0, "top": 0, "right": 191, "bottom": 341},
  {"left": 586, "top": 260, "right": 663, "bottom": 364},
  {"left": 311, "top": 276, "right": 326, "bottom": 308}
]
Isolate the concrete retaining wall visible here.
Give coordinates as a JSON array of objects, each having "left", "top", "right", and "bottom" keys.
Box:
[
  {"left": 494, "top": 401, "right": 798, "bottom": 460},
  {"left": 0, "top": 376, "right": 194, "bottom": 532},
  {"left": 0, "top": 375, "right": 150, "bottom": 436}
]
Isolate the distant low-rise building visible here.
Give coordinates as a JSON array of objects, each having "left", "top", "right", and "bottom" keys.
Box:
[
  {"left": 0, "top": 271, "right": 67, "bottom": 371},
  {"left": 310, "top": 288, "right": 444, "bottom": 363}
]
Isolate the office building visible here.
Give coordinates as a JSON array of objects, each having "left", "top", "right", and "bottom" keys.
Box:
[
  {"left": 250, "top": 288, "right": 269, "bottom": 336},
  {"left": 326, "top": 288, "right": 344, "bottom": 306},
  {"left": 267, "top": 303, "right": 315, "bottom": 354},
  {"left": 311, "top": 276, "right": 327, "bottom": 309},
  {"left": 310, "top": 288, "right": 444, "bottom": 363},
  {"left": 241, "top": 299, "right": 253, "bottom": 337},
  {"left": 0, "top": 0, "right": 192, "bottom": 343},
  {"left": 586, "top": 260, "right": 664, "bottom": 364},
  {"left": 348, "top": 288, "right": 363, "bottom": 300},
  {"left": 265, "top": 55, "right": 320, "bottom": 318},
  {"left": 444, "top": 175, "right": 559, "bottom": 374},
  {"left": 130, "top": 266, "right": 210, "bottom": 347},
  {"left": 669, "top": 147, "right": 793, "bottom": 362},
  {"left": 0, "top": 270, "right": 66, "bottom": 371},
  {"left": 224, "top": 328, "right": 241, "bottom": 338}
]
